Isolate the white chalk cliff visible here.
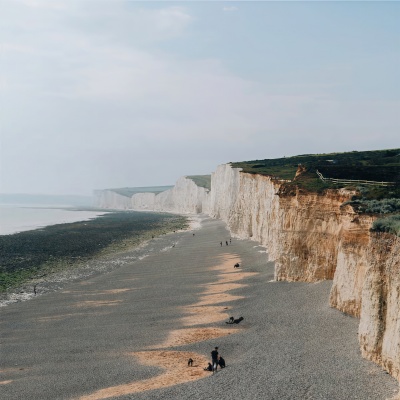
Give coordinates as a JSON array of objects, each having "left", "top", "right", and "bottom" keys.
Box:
[
  {"left": 131, "top": 176, "right": 211, "bottom": 214},
  {"left": 94, "top": 164, "right": 400, "bottom": 381},
  {"left": 93, "top": 190, "right": 132, "bottom": 210},
  {"left": 94, "top": 177, "right": 210, "bottom": 214}
]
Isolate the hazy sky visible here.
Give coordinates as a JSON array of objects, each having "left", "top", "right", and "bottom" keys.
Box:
[{"left": 1, "top": 0, "right": 399, "bottom": 195}]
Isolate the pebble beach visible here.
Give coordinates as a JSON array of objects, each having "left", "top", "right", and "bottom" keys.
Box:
[{"left": 1, "top": 216, "right": 398, "bottom": 400}]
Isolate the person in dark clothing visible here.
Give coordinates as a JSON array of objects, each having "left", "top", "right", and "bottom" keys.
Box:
[
  {"left": 218, "top": 356, "right": 226, "bottom": 368},
  {"left": 204, "top": 363, "right": 213, "bottom": 371},
  {"left": 211, "top": 347, "right": 219, "bottom": 371},
  {"left": 225, "top": 241, "right": 228, "bottom": 246},
  {"left": 188, "top": 358, "right": 193, "bottom": 367}
]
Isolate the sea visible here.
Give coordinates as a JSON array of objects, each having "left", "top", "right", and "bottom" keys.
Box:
[{"left": 0, "top": 204, "right": 107, "bottom": 235}]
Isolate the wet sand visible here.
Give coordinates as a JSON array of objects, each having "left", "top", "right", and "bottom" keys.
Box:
[{"left": 0, "top": 217, "right": 398, "bottom": 400}]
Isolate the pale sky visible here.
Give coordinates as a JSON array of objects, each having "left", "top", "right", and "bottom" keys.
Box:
[{"left": 1, "top": 0, "right": 399, "bottom": 195}]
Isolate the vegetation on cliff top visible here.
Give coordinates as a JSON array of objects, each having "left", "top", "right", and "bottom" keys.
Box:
[
  {"left": 231, "top": 149, "right": 399, "bottom": 185},
  {"left": 371, "top": 215, "right": 400, "bottom": 236},
  {"left": 0, "top": 211, "right": 187, "bottom": 292},
  {"left": 231, "top": 149, "right": 400, "bottom": 235},
  {"left": 186, "top": 175, "right": 211, "bottom": 190},
  {"left": 110, "top": 186, "right": 173, "bottom": 197}
]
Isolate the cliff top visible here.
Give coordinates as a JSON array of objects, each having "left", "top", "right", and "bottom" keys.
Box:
[
  {"left": 231, "top": 149, "right": 400, "bottom": 193},
  {"left": 109, "top": 186, "right": 173, "bottom": 198},
  {"left": 231, "top": 148, "right": 400, "bottom": 184},
  {"left": 232, "top": 148, "right": 400, "bottom": 234},
  {"left": 186, "top": 175, "right": 211, "bottom": 190}
]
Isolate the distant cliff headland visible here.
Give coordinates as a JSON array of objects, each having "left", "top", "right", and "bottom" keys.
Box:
[{"left": 94, "top": 149, "right": 400, "bottom": 382}]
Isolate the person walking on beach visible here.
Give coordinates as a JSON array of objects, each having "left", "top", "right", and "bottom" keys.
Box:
[
  {"left": 211, "top": 347, "right": 219, "bottom": 372},
  {"left": 225, "top": 241, "right": 228, "bottom": 246},
  {"left": 220, "top": 241, "right": 222, "bottom": 246}
]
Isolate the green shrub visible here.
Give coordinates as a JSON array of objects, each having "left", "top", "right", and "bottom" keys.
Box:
[
  {"left": 371, "top": 215, "right": 400, "bottom": 236},
  {"left": 344, "top": 198, "right": 400, "bottom": 214}
]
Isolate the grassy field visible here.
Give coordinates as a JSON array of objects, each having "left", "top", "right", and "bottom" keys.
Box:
[
  {"left": 0, "top": 211, "right": 187, "bottom": 292},
  {"left": 232, "top": 149, "right": 399, "bottom": 181},
  {"left": 231, "top": 148, "right": 400, "bottom": 193}
]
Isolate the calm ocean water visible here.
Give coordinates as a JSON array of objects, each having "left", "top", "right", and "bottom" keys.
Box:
[{"left": 0, "top": 205, "right": 107, "bottom": 235}]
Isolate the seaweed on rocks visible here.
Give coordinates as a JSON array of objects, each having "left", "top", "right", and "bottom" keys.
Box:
[{"left": 0, "top": 211, "right": 187, "bottom": 292}]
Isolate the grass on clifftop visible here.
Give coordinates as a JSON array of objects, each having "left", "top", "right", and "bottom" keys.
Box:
[
  {"left": 231, "top": 148, "right": 400, "bottom": 194},
  {"left": 232, "top": 149, "right": 400, "bottom": 235},
  {"left": 110, "top": 186, "right": 173, "bottom": 198},
  {"left": 0, "top": 211, "right": 187, "bottom": 292},
  {"left": 186, "top": 175, "right": 211, "bottom": 190}
]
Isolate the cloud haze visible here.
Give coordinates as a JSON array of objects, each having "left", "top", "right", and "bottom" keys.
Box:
[{"left": 1, "top": 1, "right": 399, "bottom": 195}]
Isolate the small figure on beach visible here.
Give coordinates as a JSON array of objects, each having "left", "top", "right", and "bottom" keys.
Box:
[
  {"left": 193, "top": 233, "right": 195, "bottom": 236},
  {"left": 226, "top": 316, "right": 244, "bottom": 324},
  {"left": 230, "top": 238, "right": 231, "bottom": 244},
  {"left": 204, "top": 363, "right": 213, "bottom": 371},
  {"left": 225, "top": 241, "right": 228, "bottom": 246},
  {"left": 220, "top": 241, "right": 222, "bottom": 246},
  {"left": 234, "top": 263, "right": 240, "bottom": 268},
  {"left": 188, "top": 358, "right": 193, "bottom": 367},
  {"left": 211, "top": 346, "right": 219, "bottom": 371},
  {"left": 218, "top": 356, "right": 226, "bottom": 368}
]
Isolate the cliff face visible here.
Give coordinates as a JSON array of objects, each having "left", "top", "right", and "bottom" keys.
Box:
[
  {"left": 210, "top": 164, "right": 282, "bottom": 264},
  {"left": 210, "top": 164, "right": 355, "bottom": 282},
  {"left": 94, "top": 163, "right": 399, "bottom": 381},
  {"left": 93, "top": 190, "right": 132, "bottom": 209},
  {"left": 94, "top": 177, "right": 210, "bottom": 214},
  {"left": 359, "top": 234, "right": 400, "bottom": 381},
  {"left": 329, "top": 212, "right": 375, "bottom": 317},
  {"left": 274, "top": 190, "right": 353, "bottom": 282},
  {"left": 131, "top": 176, "right": 210, "bottom": 214},
  {"left": 209, "top": 163, "right": 399, "bottom": 381}
]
